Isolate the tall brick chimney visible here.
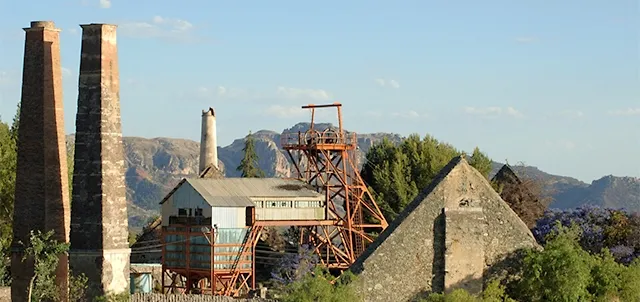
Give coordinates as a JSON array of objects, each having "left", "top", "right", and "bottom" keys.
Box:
[
  {"left": 11, "top": 20, "right": 70, "bottom": 302},
  {"left": 69, "top": 23, "right": 130, "bottom": 298},
  {"left": 199, "top": 107, "right": 218, "bottom": 173}
]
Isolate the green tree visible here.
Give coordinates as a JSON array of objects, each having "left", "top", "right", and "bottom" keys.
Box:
[
  {"left": 22, "top": 230, "right": 69, "bottom": 302},
  {"left": 277, "top": 267, "right": 360, "bottom": 302},
  {"left": 361, "top": 135, "right": 492, "bottom": 221},
  {"left": 236, "top": 131, "right": 265, "bottom": 178},
  {"left": 514, "top": 224, "right": 593, "bottom": 301},
  {"left": 469, "top": 146, "right": 492, "bottom": 179},
  {"left": 0, "top": 104, "right": 19, "bottom": 285}
]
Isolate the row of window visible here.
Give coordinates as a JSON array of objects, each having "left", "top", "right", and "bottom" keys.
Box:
[
  {"left": 253, "top": 200, "right": 324, "bottom": 208},
  {"left": 177, "top": 208, "right": 204, "bottom": 217},
  {"left": 175, "top": 200, "right": 324, "bottom": 217}
]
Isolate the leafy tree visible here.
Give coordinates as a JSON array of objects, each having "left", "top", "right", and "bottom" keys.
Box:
[
  {"left": 236, "top": 131, "right": 265, "bottom": 178},
  {"left": 21, "top": 229, "right": 69, "bottom": 302},
  {"left": 0, "top": 104, "right": 19, "bottom": 283},
  {"left": 276, "top": 266, "right": 360, "bottom": 302},
  {"left": 514, "top": 224, "right": 593, "bottom": 301},
  {"left": 511, "top": 223, "right": 640, "bottom": 301},
  {"left": 469, "top": 146, "right": 492, "bottom": 179},
  {"left": 68, "top": 272, "right": 89, "bottom": 302},
  {"left": 361, "top": 135, "right": 492, "bottom": 221}
]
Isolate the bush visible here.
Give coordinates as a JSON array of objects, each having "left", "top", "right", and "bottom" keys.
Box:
[
  {"left": 512, "top": 224, "right": 640, "bottom": 301},
  {"left": 276, "top": 267, "right": 360, "bottom": 302},
  {"left": 533, "top": 206, "right": 640, "bottom": 265}
]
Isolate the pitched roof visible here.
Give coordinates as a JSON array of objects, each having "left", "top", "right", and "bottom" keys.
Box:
[{"left": 160, "top": 177, "right": 324, "bottom": 207}]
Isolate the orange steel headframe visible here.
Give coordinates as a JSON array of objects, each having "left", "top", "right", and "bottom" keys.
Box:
[{"left": 281, "top": 102, "right": 388, "bottom": 271}]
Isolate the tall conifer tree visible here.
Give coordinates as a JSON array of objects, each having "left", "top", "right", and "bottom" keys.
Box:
[{"left": 237, "top": 131, "right": 265, "bottom": 178}]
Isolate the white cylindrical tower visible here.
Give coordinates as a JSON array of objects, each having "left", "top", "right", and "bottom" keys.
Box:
[{"left": 199, "top": 107, "right": 218, "bottom": 174}]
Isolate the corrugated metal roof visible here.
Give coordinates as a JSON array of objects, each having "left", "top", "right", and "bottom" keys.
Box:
[{"left": 185, "top": 178, "right": 323, "bottom": 207}]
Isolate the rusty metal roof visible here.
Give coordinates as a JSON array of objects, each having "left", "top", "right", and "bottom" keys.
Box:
[{"left": 160, "top": 178, "right": 324, "bottom": 207}]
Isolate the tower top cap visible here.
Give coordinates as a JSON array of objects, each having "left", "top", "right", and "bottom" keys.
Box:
[{"left": 28, "top": 21, "right": 56, "bottom": 29}]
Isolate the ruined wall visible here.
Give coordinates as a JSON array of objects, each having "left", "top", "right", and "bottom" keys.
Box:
[
  {"left": 69, "top": 23, "right": 130, "bottom": 299},
  {"left": 11, "top": 20, "right": 70, "bottom": 302},
  {"left": 350, "top": 156, "right": 539, "bottom": 302},
  {"left": 130, "top": 294, "right": 272, "bottom": 302}
]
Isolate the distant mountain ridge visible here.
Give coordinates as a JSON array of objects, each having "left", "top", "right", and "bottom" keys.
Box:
[{"left": 64, "top": 122, "right": 640, "bottom": 229}]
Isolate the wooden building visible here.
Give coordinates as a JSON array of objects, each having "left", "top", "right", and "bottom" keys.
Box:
[{"left": 159, "top": 177, "right": 327, "bottom": 295}]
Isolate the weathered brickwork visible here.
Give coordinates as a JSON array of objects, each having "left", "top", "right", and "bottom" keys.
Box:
[
  {"left": 130, "top": 294, "right": 272, "bottom": 302},
  {"left": 11, "top": 20, "right": 70, "bottom": 302},
  {"left": 69, "top": 23, "right": 130, "bottom": 299},
  {"left": 350, "top": 156, "right": 539, "bottom": 302}
]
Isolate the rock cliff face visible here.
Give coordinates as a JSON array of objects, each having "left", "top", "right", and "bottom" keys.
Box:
[{"left": 65, "top": 122, "right": 640, "bottom": 229}]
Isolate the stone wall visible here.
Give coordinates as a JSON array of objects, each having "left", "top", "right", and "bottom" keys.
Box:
[
  {"left": 0, "top": 287, "right": 9, "bottom": 302},
  {"left": 130, "top": 293, "right": 272, "bottom": 302},
  {"left": 350, "top": 156, "right": 540, "bottom": 302},
  {"left": 444, "top": 207, "right": 485, "bottom": 295}
]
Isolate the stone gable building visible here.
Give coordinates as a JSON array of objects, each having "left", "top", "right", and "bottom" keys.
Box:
[{"left": 350, "top": 156, "right": 540, "bottom": 302}]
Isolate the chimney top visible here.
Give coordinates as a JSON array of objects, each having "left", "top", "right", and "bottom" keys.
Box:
[
  {"left": 202, "top": 107, "right": 215, "bottom": 116},
  {"left": 30, "top": 21, "right": 55, "bottom": 29}
]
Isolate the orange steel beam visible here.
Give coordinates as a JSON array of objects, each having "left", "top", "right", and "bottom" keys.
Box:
[
  {"left": 161, "top": 224, "right": 262, "bottom": 297},
  {"left": 254, "top": 220, "right": 339, "bottom": 227},
  {"left": 280, "top": 103, "right": 389, "bottom": 272}
]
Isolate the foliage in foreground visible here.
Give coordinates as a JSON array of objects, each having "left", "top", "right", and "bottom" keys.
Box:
[
  {"left": 276, "top": 266, "right": 360, "bottom": 302},
  {"left": 417, "top": 224, "right": 640, "bottom": 302},
  {"left": 533, "top": 205, "right": 640, "bottom": 264},
  {"left": 271, "top": 244, "right": 319, "bottom": 286},
  {"left": 418, "top": 280, "right": 515, "bottom": 302},
  {"left": 22, "top": 230, "right": 69, "bottom": 302}
]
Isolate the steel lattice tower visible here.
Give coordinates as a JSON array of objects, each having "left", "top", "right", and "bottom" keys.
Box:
[{"left": 281, "top": 103, "right": 388, "bottom": 270}]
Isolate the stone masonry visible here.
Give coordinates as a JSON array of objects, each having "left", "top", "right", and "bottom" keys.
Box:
[
  {"left": 350, "top": 156, "right": 539, "bottom": 302},
  {"left": 11, "top": 20, "right": 70, "bottom": 302},
  {"left": 444, "top": 207, "right": 485, "bottom": 294},
  {"left": 69, "top": 23, "right": 130, "bottom": 298}
]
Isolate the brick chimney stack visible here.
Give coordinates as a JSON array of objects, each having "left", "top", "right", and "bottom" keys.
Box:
[
  {"left": 69, "top": 23, "right": 130, "bottom": 298},
  {"left": 11, "top": 20, "right": 70, "bottom": 302}
]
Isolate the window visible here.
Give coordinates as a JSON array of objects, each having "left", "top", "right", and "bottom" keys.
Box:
[
  {"left": 178, "top": 208, "right": 187, "bottom": 216},
  {"left": 195, "top": 208, "right": 203, "bottom": 216},
  {"left": 188, "top": 208, "right": 193, "bottom": 217}
]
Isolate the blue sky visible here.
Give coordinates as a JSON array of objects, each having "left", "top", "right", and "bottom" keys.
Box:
[{"left": 0, "top": 0, "right": 638, "bottom": 183}]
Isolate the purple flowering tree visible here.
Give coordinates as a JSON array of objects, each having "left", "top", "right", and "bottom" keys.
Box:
[
  {"left": 533, "top": 205, "right": 640, "bottom": 265},
  {"left": 270, "top": 244, "right": 319, "bottom": 286}
]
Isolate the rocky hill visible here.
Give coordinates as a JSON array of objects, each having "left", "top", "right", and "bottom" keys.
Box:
[{"left": 65, "top": 123, "right": 640, "bottom": 230}]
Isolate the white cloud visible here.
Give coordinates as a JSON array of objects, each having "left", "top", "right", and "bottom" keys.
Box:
[
  {"left": 276, "top": 86, "right": 333, "bottom": 101},
  {"left": 463, "top": 106, "right": 524, "bottom": 118},
  {"left": 99, "top": 0, "right": 111, "bottom": 8},
  {"left": 375, "top": 78, "right": 400, "bottom": 89},
  {"left": 118, "top": 16, "right": 195, "bottom": 41},
  {"left": 607, "top": 108, "right": 640, "bottom": 116},
  {"left": 66, "top": 28, "right": 78, "bottom": 35}
]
